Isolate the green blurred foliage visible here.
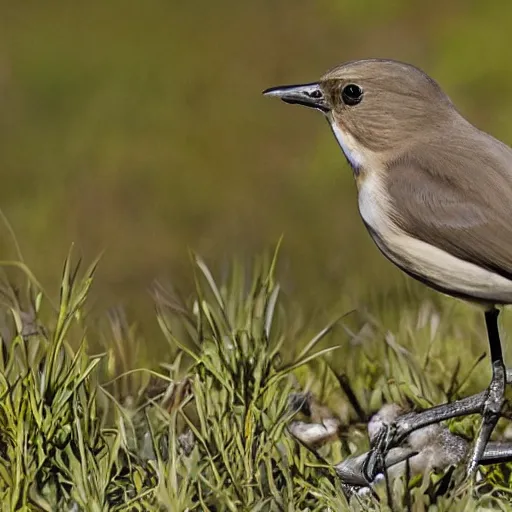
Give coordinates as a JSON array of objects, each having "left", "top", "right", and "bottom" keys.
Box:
[{"left": 1, "top": 0, "right": 512, "bottom": 349}]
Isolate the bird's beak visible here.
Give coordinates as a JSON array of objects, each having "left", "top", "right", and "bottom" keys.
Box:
[{"left": 262, "top": 82, "right": 329, "bottom": 113}]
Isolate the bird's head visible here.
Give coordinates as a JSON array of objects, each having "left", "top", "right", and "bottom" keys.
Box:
[{"left": 264, "top": 59, "right": 457, "bottom": 171}]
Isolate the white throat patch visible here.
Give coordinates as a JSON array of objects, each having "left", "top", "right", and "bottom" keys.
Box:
[{"left": 329, "top": 122, "right": 365, "bottom": 170}]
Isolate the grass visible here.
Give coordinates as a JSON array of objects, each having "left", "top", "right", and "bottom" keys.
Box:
[{"left": 0, "top": 246, "right": 512, "bottom": 511}]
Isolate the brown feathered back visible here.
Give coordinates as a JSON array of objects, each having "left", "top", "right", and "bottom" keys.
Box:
[{"left": 386, "top": 125, "right": 512, "bottom": 283}]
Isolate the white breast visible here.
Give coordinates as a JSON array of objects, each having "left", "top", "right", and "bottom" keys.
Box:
[
  {"left": 330, "top": 123, "right": 365, "bottom": 169},
  {"left": 358, "top": 173, "right": 512, "bottom": 305}
]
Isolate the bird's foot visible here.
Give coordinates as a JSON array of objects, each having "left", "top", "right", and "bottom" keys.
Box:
[
  {"left": 466, "top": 359, "right": 506, "bottom": 476},
  {"left": 363, "top": 368, "right": 512, "bottom": 480},
  {"left": 359, "top": 405, "right": 422, "bottom": 481}
]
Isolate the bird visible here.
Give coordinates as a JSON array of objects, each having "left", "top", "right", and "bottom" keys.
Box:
[{"left": 263, "top": 58, "right": 512, "bottom": 476}]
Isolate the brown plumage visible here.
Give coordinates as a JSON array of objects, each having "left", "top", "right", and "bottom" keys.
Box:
[
  {"left": 265, "top": 59, "right": 512, "bottom": 306},
  {"left": 263, "top": 59, "right": 512, "bottom": 476},
  {"left": 386, "top": 139, "right": 512, "bottom": 300},
  {"left": 321, "top": 60, "right": 455, "bottom": 153}
]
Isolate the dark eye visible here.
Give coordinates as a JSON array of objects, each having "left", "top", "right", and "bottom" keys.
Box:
[{"left": 341, "top": 84, "right": 363, "bottom": 106}]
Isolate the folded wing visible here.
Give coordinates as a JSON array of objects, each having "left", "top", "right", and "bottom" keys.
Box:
[{"left": 386, "top": 143, "right": 512, "bottom": 283}]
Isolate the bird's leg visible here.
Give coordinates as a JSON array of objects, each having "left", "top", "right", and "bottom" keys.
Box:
[
  {"left": 364, "top": 320, "right": 510, "bottom": 481},
  {"left": 480, "top": 441, "right": 512, "bottom": 464},
  {"left": 338, "top": 310, "right": 509, "bottom": 484},
  {"left": 466, "top": 308, "right": 506, "bottom": 475},
  {"left": 384, "top": 394, "right": 484, "bottom": 444},
  {"left": 364, "top": 394, "right": 484, "bottom": 482},
  {"left": 374, "top": 368, "right": 512, "bottom": 449},
  {"left": 335, "top": 441, "right": 512, "bottom": 488},
  {"left": 362, "top": 397, "right": 481, "bottom": 481},
  {"left": 362, "top": 425, "right": 389, "bottom": 482}
]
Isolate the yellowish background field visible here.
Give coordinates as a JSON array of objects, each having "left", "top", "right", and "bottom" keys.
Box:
[{"left": 1, "top": 0, "right": 512, "bottom": 344}]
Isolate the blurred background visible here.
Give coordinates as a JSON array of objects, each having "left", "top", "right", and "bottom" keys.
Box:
[{"left": 1, "top": 0, "right": 512, "bottom": 345}]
